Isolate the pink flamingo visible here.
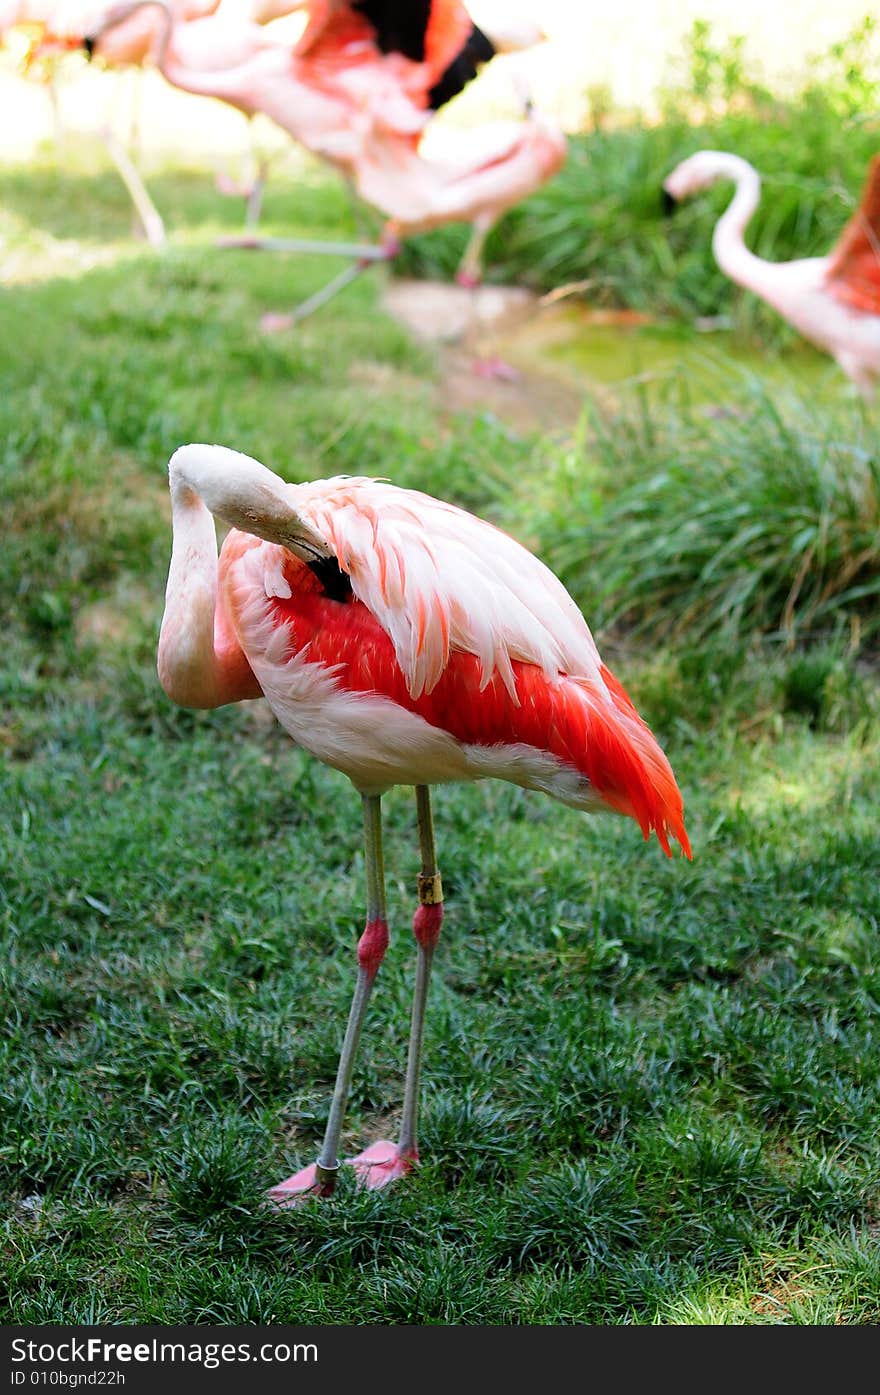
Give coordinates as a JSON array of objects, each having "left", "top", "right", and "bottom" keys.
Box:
[
  {"left": 0, "top": 0, "right": 115, "bottom": 149},
  {"left": 75, "top": 0, "right": 287, "bottom": 230},
  {"left": 264, "top": 0, "right": 555, "bottom": 289},
  {"left": 663, "top": 150, "right": 880, "bottom": 394},
  {"left": 83, "top": 0, "right": 564, "bottom": 320},
  {"left": 20, "top": 0, "right": 222, "bottom": 245},
  {"left": 1, "top": 3, "right": 60, "bottom": 144},
  {"left": 289, "top": 0, "right": 494, "bottom": 117},
  {"left": 158, "top": 443, "right": 692, "bottom": 1198}
]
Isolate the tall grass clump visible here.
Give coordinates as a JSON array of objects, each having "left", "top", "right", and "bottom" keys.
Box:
[{"left": 535, "top": 380, "right": 880, "bottom": 653}]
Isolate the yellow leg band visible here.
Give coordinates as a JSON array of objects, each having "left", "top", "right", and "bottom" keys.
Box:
[{"left": 417, "top": 872, "right": 443, "bottom": 906}]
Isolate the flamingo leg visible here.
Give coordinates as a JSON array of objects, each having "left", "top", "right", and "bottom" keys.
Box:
[
  {"left": 242, "top": 117, "right": 270, "bottom": 229},
  {"left": 349, "top": 784, "right": 443, "bottom": 1189},
  {"left": 268, "top": 793, "right": 389, "bottom": 1204},
  {"left": 244, "top": 151, "right": 269, "bottom": 230},
  {"left": 255, "top": 241, "right": 398, "bottom": 333},
  {"left": 216, "top": 235, "right": 391, "bottom": 258},
  {"left": 48, "top": 73, "right": 64, "bottom": 151},
  {"left": 343, "top": 172, "right": 373, "bottom": 242},
  {"left": 455, "top": 218, "right": 520, "bottom": 382},
  {"left": 128, "top": 69, "right": 143, "bottom": 164},
  {"left": 101, "top": 130, "right": 167, "bottom": 249},
  {"left": 277, "top": 258, "right": 377, "bottom": 327},
  {"left": 216, "top": 117, "right": 270, "bottom": 228},
  {"left": 219, "top": 221, "right": 400, "bottom": 331},
  {"left": 455, "top": 218, "right": 491, "bottom": 290}
]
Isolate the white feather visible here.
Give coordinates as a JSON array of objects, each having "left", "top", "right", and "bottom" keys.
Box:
[{"left": 289, "top": 476, "right": 606, "bottom": 701}]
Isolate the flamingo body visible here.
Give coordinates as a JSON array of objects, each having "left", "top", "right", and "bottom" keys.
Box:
[
  {"left": 158, "top": 445, "right": 691, "bottom": 1197},
  {"left": 663, "top": 150, "right": 880, "bottom": 393},
  {"left": 748, "top": 257, "right": 880, "bottom": 391},
  {"left": 85, "top": 0, "right": 564, "bottom": 273},
  {"left": 217, "top": 529, "right": 685, "bottom": 849},
  {"left": 161, "top": 447, "right": 690, "bottom": 855},
  {"left": 294, "top": 0, "right": 480, "bottom": 116}
]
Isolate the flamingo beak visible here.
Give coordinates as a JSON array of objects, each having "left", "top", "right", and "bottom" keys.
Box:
[
  {"left": 83, "top": 34, "right": 96, "bottom": 58},
  {"left": 661, "top": 187, "right": 678, "bottom": 216}
]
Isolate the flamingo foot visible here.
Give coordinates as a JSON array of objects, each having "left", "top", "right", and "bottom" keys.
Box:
[
  {"left": 455, "top": 270, "right": 481, "bottom": 290},
  {"left": 217, "top": 234, "right": 263, "bottom": 249},
  {"left": 266, "top": 1161, "right": 336, "bottom": 1208},
  {"left": 346, "top": 1140, "right": 417, "bottom": 1190},
  {"left": 470, "top": 355, "right": 520, "bottom": 382},
  {"left": 259, "top": 312, "right": 295, "bottom": 335},
  {"left": 267, "top": 1142, "right": 416, "bottom": 1205},
  {"left": 215, "top": 172, "right": 256, "bottom": 199}
]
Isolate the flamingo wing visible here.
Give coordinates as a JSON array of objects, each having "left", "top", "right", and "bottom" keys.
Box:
[
  {"left": 825, "top": 155, "right": 880, "bottom": 314},
  {"left": 247, "top": 477, "right": 691, "bottom": 859},
  {"left": 291, "top": 475, "right": 604, "bottom": 701}
]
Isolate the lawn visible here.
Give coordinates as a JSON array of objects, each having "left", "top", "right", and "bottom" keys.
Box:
[{"left": 1, "top": 133, "right": 879, "bottom": 1325}]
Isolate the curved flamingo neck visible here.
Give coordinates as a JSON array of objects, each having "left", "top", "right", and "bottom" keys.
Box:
[
  {"left": 158, "top": 461, "right": 261, "bottom": 708},
  {"left": 96, "top": 1, "right": 174, "bottom": 72},
  {"left": 158, "top": 482, "right": 223, "bottom": 707},
  {"left": 97, "top": 0, "right": 240, "bottom": 99},
  {"left": 154, "top": 7, "right": 240, "bottom": 99},
  {"left": 709, "top": 154, "right": 768, "bottom": 291}
]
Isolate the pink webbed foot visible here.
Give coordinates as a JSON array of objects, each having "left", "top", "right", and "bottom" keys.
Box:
[
  {"left": 259, "top": 312, "right": 295, "bottom": 335},
  {"left": 266, "top": 1161, "right": 336, "bottom": 1208},
  {"left": 470, "top": 355, "right": 520, "bottom": 381},
  {"left": 217, "top": 234, "right": 262, "bottom": 249},
  {"left": 455, "top": 269, "right": 481, "bottom": 290},
  {"left": 346, "top": 1140, "right": 417, "bottom": 1190},
  {"left": 215, "top": 172, "right": 256, "bottom": 199}
]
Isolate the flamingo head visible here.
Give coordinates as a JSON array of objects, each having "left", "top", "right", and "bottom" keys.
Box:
[{"left": 662, "top": 149, "right": 758, "bottom": 211}]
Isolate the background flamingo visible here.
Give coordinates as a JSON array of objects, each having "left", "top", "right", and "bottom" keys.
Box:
[
  {"left": 663, "top": 149, "right": 880, "bottom": 394},
  {"left": 14, "top": 0, "right": 224, "bottom": 244},
  {"left": 255, "top": 0, "right": 553, "bottom": 289},
  {"left": 83, "top": 0, "right": 563, "bottom": 323},
  {"left": 82, "top": 0, "right": 338, "bottom": 224},
  {"left": 1, "top": 0, "right": 70, "bottom": 145},
  {"left": 158, "top": 442, "right": 692, "bottom": 1199},
  {"left": 75, "top": 0, "right": 289, "bottom": 230}
]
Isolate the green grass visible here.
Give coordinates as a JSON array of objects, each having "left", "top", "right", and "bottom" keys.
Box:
[{"left": 2, "top": 146, "right": 880, "bottom": 1326}]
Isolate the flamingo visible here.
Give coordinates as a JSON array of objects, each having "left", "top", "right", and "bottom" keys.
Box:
[
  {"left": 0, "top": 0, "right": 116, "bottom": 150},
  {"left": 289, "top": 0, "right": 537, "bottom": 121},
  {"left": 20, "top": 0, "right": 224, "bottom": 245},
  {"left": 261, "top": 0, "right": 553, "bottom": 289},
  {"left": 83, "top": 0, "right": 563, "bottom": 322},
  {"left": 74, "top": 0, "right": 288, "bottom": 230},
  {"left": 662, "top": 149, "right": 880, "bottom": 395},
  {"left": 1, "top": 1, "right": 65, "bottom": 146},
  {"left": 158, "top": 442, "right": 692, "bottom": 1199}
]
